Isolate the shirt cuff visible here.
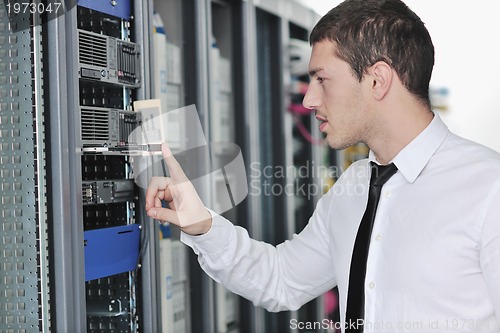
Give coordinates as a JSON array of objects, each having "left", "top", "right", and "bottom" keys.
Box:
[{"left": 180, "top": 208, "right": 234, "bottom": 255}]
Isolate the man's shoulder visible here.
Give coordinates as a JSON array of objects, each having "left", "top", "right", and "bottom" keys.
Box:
[
  {"left": 442, "top": 132, "right": 500, "bottom": 164},
  {"left": 436, "top": 132, "right": 500, "bottom": 183}
]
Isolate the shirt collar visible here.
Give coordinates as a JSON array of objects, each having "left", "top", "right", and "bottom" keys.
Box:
[{"left": 369, "top": 112, "right": 449, "bottom": 184}]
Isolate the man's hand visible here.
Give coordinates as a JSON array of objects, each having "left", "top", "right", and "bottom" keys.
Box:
[{"left": 145, "top": 143, "right": 212, "bottom": 235}]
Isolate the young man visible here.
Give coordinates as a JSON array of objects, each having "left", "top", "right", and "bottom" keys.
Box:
[{"left": 146, "top": 0, "right": 500, "bottom": 331}]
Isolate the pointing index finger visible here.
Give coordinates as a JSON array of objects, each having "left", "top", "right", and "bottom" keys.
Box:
[{"left": 161, "top": 143, "right": 188, "bottom": 181}]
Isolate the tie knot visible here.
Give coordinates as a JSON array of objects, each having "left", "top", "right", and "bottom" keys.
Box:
[{"left": 369, "top": 162, "right": 398, "bottom": 186}]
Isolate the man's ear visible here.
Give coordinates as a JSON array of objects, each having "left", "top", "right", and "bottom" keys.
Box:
[{"left": 368, "top": 61, "right": 393, "bottom": 101}]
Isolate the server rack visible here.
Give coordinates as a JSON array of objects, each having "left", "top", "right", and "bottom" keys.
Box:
[
  {"left": 0, "top": 2, "right": 50, "bottom": 332},
  {"left": 242, "top": 2, "right": 322, "bottom": 332},
  {"left": 44, "top": 0, "right": 159, "bottom": 331}
]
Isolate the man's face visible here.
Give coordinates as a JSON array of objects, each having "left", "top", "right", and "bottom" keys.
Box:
[{"left": 303, "top": 40, "right": 370, "bottom": 150}]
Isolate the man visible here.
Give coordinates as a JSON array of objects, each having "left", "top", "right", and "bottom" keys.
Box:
[{"left": 146, "top": 0, "right": 500, "bottom": 331}]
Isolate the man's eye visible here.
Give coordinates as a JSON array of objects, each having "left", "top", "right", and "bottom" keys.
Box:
[{"left": 317, "top": 77, "right": 324, "bottom": 83}]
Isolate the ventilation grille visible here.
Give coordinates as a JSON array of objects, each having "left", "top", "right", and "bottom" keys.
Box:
[
  {"left": 79, "top": 31, "right": 108, "bottom": 67},
  {"left": 81, "top": 108, "right": 109, "bottom": 141}
]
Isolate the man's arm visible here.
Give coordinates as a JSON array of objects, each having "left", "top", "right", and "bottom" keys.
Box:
[
  {"left": 480, "top": 179, "right": 500, "bottom": 322},
  {"left": 181, "top": 196, "right": 337, "bottom": 312},
  {"left": 146, "top": 143, "right": 338, "bottom": 311}
]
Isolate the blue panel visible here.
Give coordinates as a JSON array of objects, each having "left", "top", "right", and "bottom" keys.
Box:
[
  {"left": 84, "top": 224, "right": 140, "bottom": 281},
  {"left": 78, "top": 0, "right": 131, "bottom": 20}
]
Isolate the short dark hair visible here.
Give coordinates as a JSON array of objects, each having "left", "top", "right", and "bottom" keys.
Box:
[{"left": 310, "top": 0, "right": 434, "bottom": 107}]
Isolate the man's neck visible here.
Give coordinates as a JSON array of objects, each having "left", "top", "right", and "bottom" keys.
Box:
[{"left": 368, "top": 108, "right": 434, "bottom": 165}]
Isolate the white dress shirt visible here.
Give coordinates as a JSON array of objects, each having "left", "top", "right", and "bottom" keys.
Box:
[{"left": 181, "top": 114, "right": 500, "bottom": 332}]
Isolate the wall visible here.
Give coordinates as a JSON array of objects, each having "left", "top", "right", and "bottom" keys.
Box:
[{"left": 298, "top": 0, "right": 500, "bottom": 152}]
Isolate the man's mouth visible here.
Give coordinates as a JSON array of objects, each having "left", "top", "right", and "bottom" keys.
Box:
[{"left": 315, "top": 112, "right": 328, "bottom": 132}]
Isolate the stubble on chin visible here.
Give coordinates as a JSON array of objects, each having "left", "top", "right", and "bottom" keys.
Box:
[{"left": 326, "top": 133, "right": 362, "bottom": 151}]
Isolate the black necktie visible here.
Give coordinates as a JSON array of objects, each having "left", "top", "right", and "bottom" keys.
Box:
[{"left": 345, "top": 162, "right": 398, "bottom": 332}]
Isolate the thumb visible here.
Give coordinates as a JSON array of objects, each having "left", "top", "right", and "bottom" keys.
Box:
[{"left": 147, "top": 206, "right": 180, "bottom": 225}]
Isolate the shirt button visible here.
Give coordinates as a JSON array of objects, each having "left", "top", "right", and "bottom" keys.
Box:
[
  {"left": 368, "top": 282, "right": 376, "bottom": 289},
  {"left": 375, "top": 234, "right": 382, "bottom": 241},
  {"left": 384, "top": 191, "right": 391, "bottom": 198}
]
